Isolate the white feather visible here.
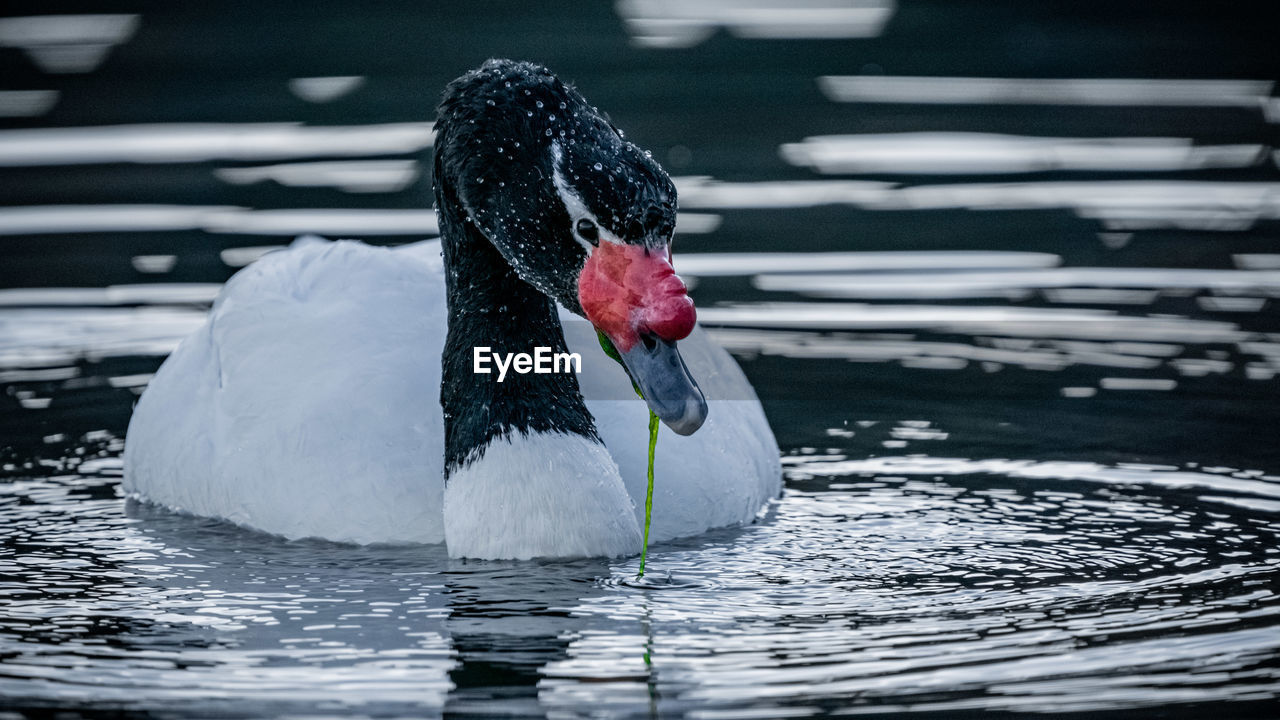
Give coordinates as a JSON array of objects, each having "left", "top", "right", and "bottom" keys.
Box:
[
  {"left": 550, "top": 140, "right": 623, "bottom": 250},
  {"left": 444, "top": 431, "right": 640, "bottom": 559}
]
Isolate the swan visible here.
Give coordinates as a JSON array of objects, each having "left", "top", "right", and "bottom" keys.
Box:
[{"left": 123, "top": 59, "right": 781, "bottom": 559}]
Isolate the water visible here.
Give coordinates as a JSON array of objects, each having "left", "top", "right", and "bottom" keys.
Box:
[{"left": 3, "top": 2, "right": 1279, "bottom": 717}]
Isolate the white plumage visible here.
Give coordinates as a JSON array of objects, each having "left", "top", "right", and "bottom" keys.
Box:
[{"left": 124, "top": 237, "right": 781, "bottom": 554}]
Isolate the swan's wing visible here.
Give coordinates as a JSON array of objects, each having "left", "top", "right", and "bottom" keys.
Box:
[{"left": 125, "top": 238, "right": 448, "bottom": 543}]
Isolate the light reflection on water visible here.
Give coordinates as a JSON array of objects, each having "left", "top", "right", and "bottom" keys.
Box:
[
  {"left": 0, "top": 14, "right": 138, "bottom": 74},
  {"left": 817, "top": 76, "right": 1276, "bottom": 108},
  {"left": 780, "top": 133, "right": 1268, "bottom": 175},
  {"left": 616, "top": 0, "right": 897, "bottom": 48},
  {"left": 0, "top": 122, "right": 436, "bottom": 167}
]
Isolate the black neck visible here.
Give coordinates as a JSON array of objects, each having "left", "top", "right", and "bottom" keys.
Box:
[{"left": 436, "top": 185, "right": 599, "bottom": 477}]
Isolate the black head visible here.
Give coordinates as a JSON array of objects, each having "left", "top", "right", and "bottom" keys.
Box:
[
  {"left": 432, "top": 59, "right": 677, "bottom": 315},
  {"left": 433, "top": 60, "right": 706, "bottom": 435}
]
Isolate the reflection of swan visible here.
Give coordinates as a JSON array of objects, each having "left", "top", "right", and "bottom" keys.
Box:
[{"left": 124, "top": 60, "right": 780, "bottom": 558}]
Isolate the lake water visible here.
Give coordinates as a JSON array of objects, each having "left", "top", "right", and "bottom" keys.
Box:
[{"left": 2, "top": 2, "right": 1279, "bottom": 717}]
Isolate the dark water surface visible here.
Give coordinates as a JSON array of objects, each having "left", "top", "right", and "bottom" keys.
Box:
[{"left": 3, "top": 2, "right": 1279, "bottom": 717}]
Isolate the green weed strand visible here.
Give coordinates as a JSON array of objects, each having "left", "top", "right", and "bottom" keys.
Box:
[{"left": 638, "top": 409, "right": 658, "bottom": 579}]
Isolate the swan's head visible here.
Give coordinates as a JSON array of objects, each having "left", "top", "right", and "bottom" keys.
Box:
[{"left": 434, "top": 59, "right": 707, "bottom": 435}]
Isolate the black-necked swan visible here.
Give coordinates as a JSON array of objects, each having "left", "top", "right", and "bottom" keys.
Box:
[{"left": 123, "top": 59, "right": 780, "bottom": 559}]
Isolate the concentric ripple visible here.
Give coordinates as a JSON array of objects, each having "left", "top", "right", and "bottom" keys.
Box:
[{"left": 2, "top": 440, "right": 1277, "bottom": 717}]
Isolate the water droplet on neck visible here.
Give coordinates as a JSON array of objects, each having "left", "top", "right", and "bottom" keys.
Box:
[
  {"left": 536, "top": 100, "right": 544, "bottom": 108},
  {"left": 593, "top": 162, "right": 603, "bottom": 171}
]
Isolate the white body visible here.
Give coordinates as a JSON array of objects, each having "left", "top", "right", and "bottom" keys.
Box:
[{"left": 123, "top": 238, "right": 781, "bottom": 556}]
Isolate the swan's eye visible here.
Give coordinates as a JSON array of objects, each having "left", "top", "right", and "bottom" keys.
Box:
[{"left": 576, "top": 218, "right": 599, "bottom": 245}]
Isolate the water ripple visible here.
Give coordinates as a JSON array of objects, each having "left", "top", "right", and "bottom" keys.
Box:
[{"left": 2, "top": 445, "right": 1277, "bottom": 716}]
